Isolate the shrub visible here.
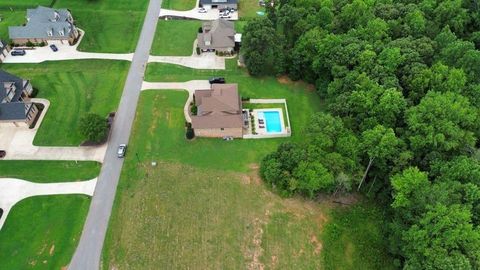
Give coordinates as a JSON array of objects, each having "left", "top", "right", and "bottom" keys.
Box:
[
  {"left": 190, "top": 105, "right": 198, "bottom": 115},
  {"left": 79, "top": 113, "right": 108, "bottom": 143},
  {"left": 26, "top": 41, "right": 34, "bottom": 47},
  {"left": 196, "top": 47, "right": 201, "bottom": 55},
  {"left": 30, "top": 88, "right": 39, "bottom": 98},
  {"left": 198, "top": 27, "right": 203, "bottom": 33},
  {"left": 186, "top": 127, "right": 195, "bottom": 140}
]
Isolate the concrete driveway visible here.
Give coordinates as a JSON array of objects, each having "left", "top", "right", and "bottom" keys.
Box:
[
  {"left": 0, "top": 178, "right": 97, "bottom": 230},
  {"left": 3, "top": 30, "right": 133, "bottom": 64},
  {"left": 141, "top": 80, "right": 210, "bottom": 122},
  {"left": 0, "top": 99, "right": 106, "bottom": 162},
  {"left": 160, "top": 8, "right": 238, "bottom": 20},
  {"left": 148, "top": 52, "right": 225, "bottom": 69}
]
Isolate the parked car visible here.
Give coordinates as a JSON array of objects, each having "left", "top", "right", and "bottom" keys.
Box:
[
  {"left": 117, "top": 144, "right": 127, "bottom": 158},
  {"left": 11, "top": 50, "right": 26, "bottom": 56},
  {"left": 209, "top": 77, "right": 226, "bottom": 84},
  {"left": 219, "top": 14, "right": 231, "bottom": 19},
  {"left": 50, "top": 44, "right": 58, "bottom": 52},
  {"left": 198, "top": 7, "right": 207, "bottom": 13}
]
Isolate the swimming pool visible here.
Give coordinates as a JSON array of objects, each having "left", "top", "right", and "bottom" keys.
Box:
[{"left": 259, "top": 111, "right": 282, "bottom": 133}]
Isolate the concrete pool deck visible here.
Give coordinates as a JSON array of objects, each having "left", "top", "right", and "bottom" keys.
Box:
[{"left": 243, "top": 99, "right": 291, "bottom": 139}]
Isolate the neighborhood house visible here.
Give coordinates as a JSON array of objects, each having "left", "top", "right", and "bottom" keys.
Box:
[
  {"left": 199, "top": 0, "right": 238, "bottom": 10},
  {"left": 197, "top": 19, "right": 235, "bottom": 53},
  {"left": 191, "top": 83, "right": 245, "bottom": 138},
  {"left": 0, "top": 40, "right": 10, "bottom": 63},
  {"left": 0, "top": 70, "right": 39, "bottom": 127},
  {"left": 9, "top": 6, "right": 79, "bottom": 45}
]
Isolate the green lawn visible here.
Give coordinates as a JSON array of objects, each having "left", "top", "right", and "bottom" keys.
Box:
[
  {"left": 0, "top": 11, "right": 26, "bottom": 41},
  {"left": 321, "top": 204, "right": 396, "bottom": 270},
  {"left": 1, "top": 60, "right": 130, "bottom": 146},
  {"left": 161, "top": 0, "right": 197, "bottom": 11},
  {"left": 0, "top": 0, "right": 52, "bottom": 9},
  {"left": 0, "top": 161, "right": 100, "bottom": 182},
  {"left": 151, "top": 20, "right": 201, "bottom": 56},
  {"left": 0, "top": 161, "right": 100, "bottom": 270},
  {"left": 53, "top": 0, "right": 148, "bottom": 53},
  {"left": 239, "top": 0, "right": 265, "bottom": 19}
]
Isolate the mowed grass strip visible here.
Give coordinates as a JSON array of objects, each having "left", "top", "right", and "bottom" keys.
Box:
[
  {"left": 54, "top": 0, "right": 148, "bottom": 11},
  {"left": 151, "top": 20, "right": 201, "bottom": 56},
  {"left": 0, "top": 0, "right": 52, "bottom": 9},
  {"left": 0, "top": 11, "right": 28, "bottom": 40},
  {"left": 161, "top": 0, "right": 197, "bottom": 11},
  {"left": 0, "top": 161, "right": 100, "bottom": 270},
  {"left": 0, "top": 161, "right": 100, "bottom": 182},
  {"left": 1, "top": 60, "right": 130, "bottom": 146}
]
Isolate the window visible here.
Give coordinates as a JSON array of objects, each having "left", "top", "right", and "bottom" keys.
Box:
[{"left": 221, "top": 128, "right": 224, "bottom": 131}]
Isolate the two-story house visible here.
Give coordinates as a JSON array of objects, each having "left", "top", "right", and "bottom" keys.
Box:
[
  {"left": 9, "top": 6, "right": 79, "bottom": 45},
  {"left": 0, "top": 70, "right": 39, "bottom": 127}
]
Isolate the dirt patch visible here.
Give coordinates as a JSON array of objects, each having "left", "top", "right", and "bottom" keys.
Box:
[
  {"left": 49, "top": 244, "right": 55, "bottom": 256},
  {"left": 277, "top": 76, "right": 292, "bottom": 85},
  {"left": 247, "top": 217, "right": 266, "bottom": 270},
  {"left": 37, "top": 243, "right": 47, "bottom": 255},
  {"left": 29, "top": 260, "right": 37, "bottom": 266},
  {"left": 310, "top": 235, "right": 323, "bottom": 255}
]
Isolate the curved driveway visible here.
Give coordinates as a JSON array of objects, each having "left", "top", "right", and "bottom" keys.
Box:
[{"left": 68, "top": 0, "right": 162, "bottom": 269}]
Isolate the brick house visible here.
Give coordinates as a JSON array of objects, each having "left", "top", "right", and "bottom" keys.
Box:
[
  {"left": 199, "top": 0, "right": 238, "bottom": 10},
  {"left": 0, "top": 70, "right": 39, "bottom": 127},
  {"left": 9, "top": 6, "right": 79, "bottom": 45},
  {"left": 191, "top": 83, "right": 244, "bottom": 138}
]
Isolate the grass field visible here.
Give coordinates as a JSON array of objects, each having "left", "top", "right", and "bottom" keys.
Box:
[
  {"left": 102, "top": 90, "right": 394, "bottom": 268},
  {"left": 53, "top": 0, "right": 148, "bottom": 53},
  {"left": 239, "top": 0, "right": 265, "bottom": 19},
  {"left": 0, "top": 11, "right": 26, "bottom": 40},
  {"left": 321, "top": 204, "right": 396, "bottom": 269},
  {"left": 1, "top": 60, "right": 130, "bottom": 146},
  {"left": 151, "top": 20, "right": 201, "bottom": 56},
  {"left": 0, "top": 161, "right": 100, "bottom": 270},
  {"left": 162, "top": 0, "right": 197, "bottom": 11}
]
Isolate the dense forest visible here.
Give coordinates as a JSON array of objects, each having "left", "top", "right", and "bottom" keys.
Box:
[{"left": 242, "top": 0, "right": 480, "bottom": 268}]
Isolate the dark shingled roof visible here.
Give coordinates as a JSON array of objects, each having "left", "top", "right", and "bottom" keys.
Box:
[{"left": 0, "top": 70, "right": 32, "bottom": 121}]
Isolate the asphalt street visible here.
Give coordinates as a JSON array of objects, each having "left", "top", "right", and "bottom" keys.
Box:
[{"left": 68, "top": 0, "right": 162, "bottom": 269}]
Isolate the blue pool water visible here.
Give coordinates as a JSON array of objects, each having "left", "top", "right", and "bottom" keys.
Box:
[{"left": 263, "top": 111, "right": 282, "bottom": 133}]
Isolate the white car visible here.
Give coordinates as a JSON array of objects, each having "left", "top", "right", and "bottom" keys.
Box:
[
  {"left": 198, "top": 7, "right": 207, "bottom": 13},
  {"left": 117, "top": 144, "right": 127, "bottom": 158},
  {"left": 219, "top": 13, "right": 231, "bottom": 19}
]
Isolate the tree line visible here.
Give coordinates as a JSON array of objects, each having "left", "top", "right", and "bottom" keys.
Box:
[{"left": 243, "top": 0, "right": 480, "bottom": 268}]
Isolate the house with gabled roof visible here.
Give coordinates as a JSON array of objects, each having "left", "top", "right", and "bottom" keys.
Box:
[
  {"left": 199, "top": 0, "right": 238, "bottom": 10},
  {"left": 9, "top": 6, "right": 79, "bottom": 45},
  {"left": 197, "top": 19, "right": 235, "bottom": 53},
  {"left": 0, "top": 70, "right": 39, "bottom": 127},
  {"left": 0, "top": 40, "right": 10, "bottom": 63},
  {"left": 191, "top": 83, "right": 245, "bottom": 138}
]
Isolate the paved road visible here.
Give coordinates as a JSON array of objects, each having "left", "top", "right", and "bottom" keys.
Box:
[{"left": 68, "top": 0, "right": 162, "bottom": 269}]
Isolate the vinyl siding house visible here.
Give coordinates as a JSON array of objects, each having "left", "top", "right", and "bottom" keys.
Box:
[
  {"left": 9, "top": 6, "right": 79, "bottom": 45},
  {"left": 0, "top": 40, "right": 10, "bottom": 63},
  {"left": 197, "top": 19, "right": 235, "bottom": 53},
  {"left": 199, "top": 0, "right": 238, "bottom": 10},
  {"left": 0, "top": 70, "right": 39, "bottom": 127},
  {"left": 191, "top": 84, "right": 244, "bottom": 138}
]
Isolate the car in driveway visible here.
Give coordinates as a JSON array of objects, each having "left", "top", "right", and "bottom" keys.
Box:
[
  {"left": 11, "top": 50, "right": 26, "bottom": 56},
  {"left": 209, "top": 77, "right": 225, "bottom": 84},
  {"left": 117, "top": 144, "right": 127, "bottom": 158},
  {"left": 50, "top": 44, "right": 58, "bottom": 52},
  {"left": 198, "top": 7, "right": 207, "bottom": 13}
]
